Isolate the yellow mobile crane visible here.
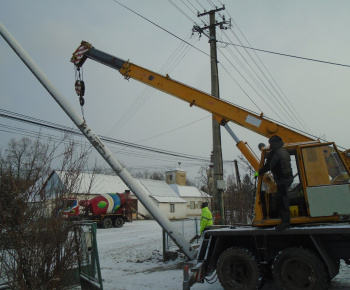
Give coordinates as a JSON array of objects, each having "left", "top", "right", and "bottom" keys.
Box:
[
  {"left": 71, "top": 41, "right": 350, "bottom": 289},
  {"left": 71, "top": 41, "right": 350, "bottom": 227}
]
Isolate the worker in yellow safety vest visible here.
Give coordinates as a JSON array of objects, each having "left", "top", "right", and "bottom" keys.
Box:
[{"left": 200, "top": 202, "right": 213, "bottom": 234}]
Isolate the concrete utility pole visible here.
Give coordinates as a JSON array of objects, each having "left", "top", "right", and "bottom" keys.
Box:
[
  {"left": 0, "top": 20, "right": 195, "bottom": 261},
  {"left": 195, "top": 6, "right": 230, "bottom": 225},
  {"left": 234, "top": 159, "right": 242, "bottom": 191}
]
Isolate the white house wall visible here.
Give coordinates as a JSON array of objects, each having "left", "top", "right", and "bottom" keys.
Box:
[
  {"left": 159, "top": 202, "right": 186, "bottom": 220},
  {"left": 136, "top": 199, "right": 186, "bottom": 220},
  {"left": 183, "top": 197, "right": 204, "bottom": 216}
]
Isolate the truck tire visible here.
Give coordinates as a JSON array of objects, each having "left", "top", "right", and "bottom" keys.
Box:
[
  {"left": 114, "top": 217, "right": 124, "bottom": 228},
  {"left": 101, "top": 217, "right": 113, "bottom": 229},
  {"left": 272, "top": 247, "right": 329, "bottom": 290},
  {"left": 217, "top": 247, "right": 263, "bottom": 290}
]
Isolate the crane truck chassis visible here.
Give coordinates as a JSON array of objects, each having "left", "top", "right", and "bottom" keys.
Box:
[
  {"left": 185, "top": 224, "right": 350, "bottom": 289},
  {"left": 70, "top": 42, "right": 350, "bottom": 289},
  {"left": 184, "top": 142, "right": 350, "bottom": 289}
]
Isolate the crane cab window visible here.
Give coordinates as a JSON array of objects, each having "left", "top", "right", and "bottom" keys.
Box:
[{"left": 301, "top": 145, "right": 350, "bottom": 186}]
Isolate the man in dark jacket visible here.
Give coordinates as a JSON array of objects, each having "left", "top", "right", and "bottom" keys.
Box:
[{"left": 255, "top": 135, "right": 294, "bottom": 231}]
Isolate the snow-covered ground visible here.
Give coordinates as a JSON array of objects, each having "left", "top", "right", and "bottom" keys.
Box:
[{"left": 97, "top": 220, "right": 350, "bottom": 290}]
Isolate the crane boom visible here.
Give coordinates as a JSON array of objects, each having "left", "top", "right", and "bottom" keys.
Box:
[
  {"left": 71, "top": 41, "right": 313, "bottom": 144},
  {"left": 71, "top": 41, "right": 350, "bottom": 171}
]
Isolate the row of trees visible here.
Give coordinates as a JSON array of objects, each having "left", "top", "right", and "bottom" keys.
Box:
[{"left": 197, "top": 162, "right": 256, "bottom": 225}]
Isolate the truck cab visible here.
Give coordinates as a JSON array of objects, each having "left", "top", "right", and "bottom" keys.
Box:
[
  {"left": 59, "top": 198, "right": 80, "bottom": 220},
  {"left": 254, "top": 141, "right": 350, "bottom": 227}
]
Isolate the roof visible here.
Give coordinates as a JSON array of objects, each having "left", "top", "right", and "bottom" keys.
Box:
[
  {"left": 137, "top": 179, "right": 187, "bottom": 203},
  {"left": 169, "top": 184, "right": 211, "bottom": 198},
  {"left": 54, "top": 171, "right": 129, "bottom": 194},
  {"left": 166, "top": 168, "right": 186, "bottom": 173},
  {"left": 48, "top": 170, "right": 187, "bottom": 203}
]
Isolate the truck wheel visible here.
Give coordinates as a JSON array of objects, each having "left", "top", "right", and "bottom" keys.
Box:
[
  {"left": 272, "top": 247, "right": 328, "bottom": 290},
  {"left": 217, "top": 247, "right": 263, "bottom": 290},
  {"left": 101, "top": 217, "right": 113, "bottom": 229},
  {"left": 114, "top": 217, "right": 124, "bottom": 228}
]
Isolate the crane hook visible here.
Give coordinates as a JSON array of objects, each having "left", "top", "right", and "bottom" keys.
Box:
[{"left": 74, "top": 67, "right": 85, "bottom": 106}]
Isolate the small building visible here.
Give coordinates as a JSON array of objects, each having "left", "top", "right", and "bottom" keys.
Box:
[
  {"left": 166, "top": 168, "right": 212, "bottom": 216},
  {"left": 166, "top": 169, "right": 187, "bottom": 185},
  {"left": 136, "top": 179, "right": 187, "bottom": 220},
  {"left": 169, "top": 184, "right": 211, "bottom": 216}
]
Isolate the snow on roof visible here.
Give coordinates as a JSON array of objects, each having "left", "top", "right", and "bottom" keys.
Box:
[
  {"left": 137, "top": 179, "right": 187, "bottom": 203},
  {"left": 54, "top": 170, "right": 129, "bottom": 194},
  {"left": 150, "top": 196, "right": 187, "bottom": 203},
  {"left": 166, "top": 168, "right": 186, "bottom": 173},
  {"left": 51, "top": 171, "right": 187, "bottom": 203},
  {"left": 169, "top": 184, "right": 211, "bottom": 198}
]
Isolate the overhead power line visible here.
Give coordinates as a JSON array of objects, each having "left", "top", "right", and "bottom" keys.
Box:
[
  {"left": 114, "top": 0, "right": 350, "bottom": 69},
  {"left": 218, "top": 41, "right": 350, "bottom": 68},
  {"left": 112, "top": 0, "right": 210, "bottom": 58},
  {"left": 106, "top": 31, "right": 198, "bottom": 137},
  {"left": 0, "top": 109, "right": 211, "bottom": 163}
]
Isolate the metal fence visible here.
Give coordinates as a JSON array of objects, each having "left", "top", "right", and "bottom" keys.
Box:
[
  {"left": 163, "top": 218, "right": 200, "bottom": 253},
  {"left": 79, "top": 222, "right": 103, "bottom": 290}
]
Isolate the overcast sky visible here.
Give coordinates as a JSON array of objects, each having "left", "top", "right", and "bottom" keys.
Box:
[{"left": 1, "top": 0, "right": 349, "bottom": 181}]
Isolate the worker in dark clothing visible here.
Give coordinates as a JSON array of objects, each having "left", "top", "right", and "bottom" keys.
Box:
[
  {"left": 200, "top": 202, "right": 213, "bottom": 234},
  {"left": 255, "top": 135, "right": 294, "bottom": 231}
]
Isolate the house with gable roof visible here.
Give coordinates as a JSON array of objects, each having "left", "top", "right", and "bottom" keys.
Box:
[
  {"left": 136, "top": 179, "right": 187, "bottom": 219},
  {"left": 165, "top": 168, "right": 211, "bottom": 216},
  {"left": 168, "top": 183, "right": 210, "bottom": 216}
]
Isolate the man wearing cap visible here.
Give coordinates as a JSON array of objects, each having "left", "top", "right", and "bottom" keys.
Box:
[
  {"left": 255, "top": 135, "right": 294, "bottom": 231},
  {"left": 200, "top": 202, "right": 213, "bottom": 235}
]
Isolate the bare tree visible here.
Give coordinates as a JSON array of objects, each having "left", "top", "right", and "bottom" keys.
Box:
[
  {"left": 223, "top": 173, "right": 240, "bottom": 224},
  {"left": 195, "top": 165, "right": 213, "bottom": 195},
  {"left": 224, "top": 170, "right": 256, "bottom": 225},
  {"left": 195, "top": 165, "right": 216, "bottom": 211},
  {"left": 132, "top": 169, "right": 165, "bottom": 180},
  {"left": 185, "top": 178, "right": 196, "bottom": 186},
  {"left": 240, "top": 174, "right": 256, "bottom": 223},
  {"left": 0, "top": 136, "right": 91, "bottom": 289}
]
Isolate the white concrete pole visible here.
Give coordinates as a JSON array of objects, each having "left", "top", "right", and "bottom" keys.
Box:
[{"left": 0, "top": 20, "right": 195, "bottom": 260}]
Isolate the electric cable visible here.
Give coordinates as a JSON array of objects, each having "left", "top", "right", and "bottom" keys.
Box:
[
  {"left": 219, "top": 40, "right": 350, "bottom": 68},
  {"left": 218, "top": 33, "right": 298, "bottom": 127},
  {"left": 0, "top": 109, "right": 213, "bottom": 162},
  {"left": 168, "top": 0, "right": 193, "bottom": 23},
  {"left": 105, "top": 32, "right": 198, "bottom": 137},
  {"left": 112, "top": 0, "right": 210, "bottom": 58}
]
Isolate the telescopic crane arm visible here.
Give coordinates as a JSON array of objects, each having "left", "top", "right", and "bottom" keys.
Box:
[
  {"left": 71, "top": 41, "right": 313, "bottom": 143},
  {"left": 71, "top": 41, "right": 350, "bottom": 170}
]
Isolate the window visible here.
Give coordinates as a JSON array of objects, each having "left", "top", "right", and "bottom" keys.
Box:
[
  {"left": 170, "top": 204, "right": 175, "bottom": 213},
  {"left": 289, "top": 153, "right": 300, "bottom": 189},
  {"left": 302, "top": 145, "right": 350, "bottom": 186},
  {"left": 190, "top": 201, "right": 195, "bottom": 209}
]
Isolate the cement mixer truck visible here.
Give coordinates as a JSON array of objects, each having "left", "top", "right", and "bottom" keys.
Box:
[{"left": 61, "top": 191, "right": 131, "bottom": 228}]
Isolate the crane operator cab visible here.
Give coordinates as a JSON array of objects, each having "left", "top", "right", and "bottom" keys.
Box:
[{"left": 253, "top": 141, "right": 350, "bottom": 227}]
